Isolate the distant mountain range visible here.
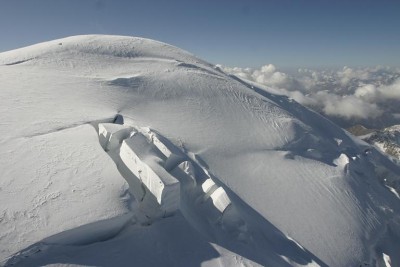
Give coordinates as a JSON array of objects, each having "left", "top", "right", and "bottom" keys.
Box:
[{"left": 348, "top": 124, "right": 400, "bottom": 163}]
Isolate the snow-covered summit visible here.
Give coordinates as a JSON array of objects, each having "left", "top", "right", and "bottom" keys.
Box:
[
  {"left": 0, "top": 35, "right": 208, "bottom": 67},
  {"left": 1, "top": 35, "right": 399, "bottom": 267}
]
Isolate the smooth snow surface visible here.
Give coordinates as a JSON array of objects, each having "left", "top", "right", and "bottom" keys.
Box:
[{"left": 1, "top": 35, "right": 400, "bottom": 267}]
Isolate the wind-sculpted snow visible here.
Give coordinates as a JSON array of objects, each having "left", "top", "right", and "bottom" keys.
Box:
[{"left": 1, "top": 35, "right": 400, "bottom": 267}]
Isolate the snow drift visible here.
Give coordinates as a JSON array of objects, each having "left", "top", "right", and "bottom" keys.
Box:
[{"left": 0, "top": 35, "right": 400, "bottom": 267}]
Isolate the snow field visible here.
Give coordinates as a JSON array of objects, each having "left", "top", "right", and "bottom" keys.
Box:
[{"left": 0, "top": 124, "right": 132, "bottom": 262}]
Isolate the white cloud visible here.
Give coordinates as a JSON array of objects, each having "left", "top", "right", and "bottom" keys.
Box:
[
  {"left": 261, "top": 64, "right": 276, "bottom": 74},
  {"left": 379, "top": 78, "right": 400, "bottom": 100},
  {"left": 354, "top": 84, "right": 378, "bottom": 101},
  {"left": 221, "top": 64, "right": 400, "bottom": 124},
  {"left": 337, "top": 66, "right": 371, "bottom": 85},
  {"left": 317, "top": 93, "right": 382, "bottom": 119},
  {"left": 355, "top": 78, "right": 400, "bottom": 102}
]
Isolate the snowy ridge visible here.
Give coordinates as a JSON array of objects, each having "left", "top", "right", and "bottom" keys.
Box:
[{"left": 1, "top": 35, "right": 400, "bottom": 267}]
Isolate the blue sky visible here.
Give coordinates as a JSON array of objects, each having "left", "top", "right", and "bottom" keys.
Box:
[{"left": 1, "top": 0, "right": 399, "bottom": 68}]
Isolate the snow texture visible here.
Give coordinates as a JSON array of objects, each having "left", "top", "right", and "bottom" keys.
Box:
[{"left": 99, "top": 123, "right": 133, "bottom": 151}]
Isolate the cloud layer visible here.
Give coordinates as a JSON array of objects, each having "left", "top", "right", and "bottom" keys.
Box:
[{"left": 220, "top": 64, "right": 400, "bottom": 128}]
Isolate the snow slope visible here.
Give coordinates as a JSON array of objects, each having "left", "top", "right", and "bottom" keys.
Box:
[{"left": 0, "top": 35, "right": 399, "bottom": 267}]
